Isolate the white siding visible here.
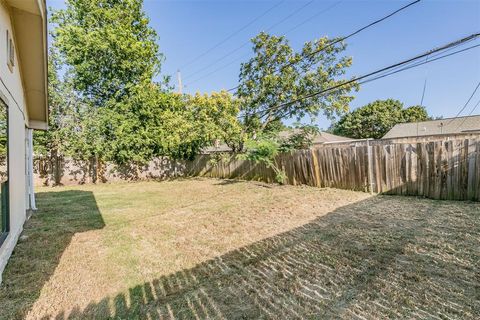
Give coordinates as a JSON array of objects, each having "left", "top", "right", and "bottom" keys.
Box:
[{"left": 0, "top": 1, "right": 30, "bottom": 283}]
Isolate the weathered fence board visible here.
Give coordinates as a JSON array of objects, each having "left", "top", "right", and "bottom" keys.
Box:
[
  {"left": 34, "top": 136, "right": 480, "bottom": 201},
  {"left": 187, "top": 137, "right": 480, "bottom": 201}
]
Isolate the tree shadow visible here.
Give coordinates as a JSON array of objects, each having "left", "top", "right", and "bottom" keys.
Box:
[
  {"left": 213, "top": 179, "right": 244, "bottom": 186},
  {"left": 43, "top": 196, "right": 478, "bottom": 319},
  {"left": 0, "top": 190, "right": 105, "bottom": 319}
]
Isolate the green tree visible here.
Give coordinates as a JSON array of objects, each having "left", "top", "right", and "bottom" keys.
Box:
[
  {"left": 238, "top": 136, "right": 286, "bottom": 184},
  {"left": 237, "top": 32, "right": 357, "bottom": 134},
  {"left": 331, "top": 99, "right": 431, "bottom": 139},
  {"left": 34, "top": 48, "right": 77, "bottom": 160},
  {"left": 186, "top": 91, "right": 243, "bottom": 153},
  {"left": 51, "top": 0, "right": 163, "bottom": 106},
  {"left": 51, "top": 0, "right": 167, "bottom": 164},
  {"left": 156, "top": 91, "right": 243, "bottom": 160},
  {"left": 402, "top": 105, "right": 430, "bottom": 123}
]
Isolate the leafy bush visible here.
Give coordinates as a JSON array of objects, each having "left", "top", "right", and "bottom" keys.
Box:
[
  {"left": 238, "top": 136, "right": 286, "bottom": 184},
  {"left": 278, "top": 124, "right": 319, "bottom": 153}
]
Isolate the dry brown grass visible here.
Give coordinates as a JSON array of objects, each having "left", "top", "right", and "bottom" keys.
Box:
[{"left": 0, "top": 178, "right": 478, "bottom": 319}]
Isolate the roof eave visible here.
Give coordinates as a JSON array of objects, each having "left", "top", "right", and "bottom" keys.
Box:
[{"left": 8, "top": 0, "right": 48, "bottom": 130}]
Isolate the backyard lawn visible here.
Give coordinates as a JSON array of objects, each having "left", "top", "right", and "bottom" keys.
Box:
[{"left": 0, "top": 178, "right": 478, "bottom": 319}]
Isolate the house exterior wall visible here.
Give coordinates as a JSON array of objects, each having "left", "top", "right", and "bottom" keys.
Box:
[{"left": 0, "top": 1, "right": 29, "bottom": 284}]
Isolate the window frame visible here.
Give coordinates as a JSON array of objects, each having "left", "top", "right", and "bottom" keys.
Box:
[{"left": 6, "top": 29, "right": 14, "bottom": 72}]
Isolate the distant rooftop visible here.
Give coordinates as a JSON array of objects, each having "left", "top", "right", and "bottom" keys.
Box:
[
  {"left": 203, "top": 130, "right": 355, "bottom": 153},
  {"left": 278, "top": 130, "right": 355, "bottom": 144},
  {"left": 383, "top": 115, "right": 480, "bottom": 139}
]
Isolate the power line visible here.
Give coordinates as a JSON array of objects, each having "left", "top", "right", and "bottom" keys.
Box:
[
  {"left": 407, "top": 40, "right": 469, "bottom": 101},
  {"left": 184, "top": 0, "right": 326, "bottom": 85},
  {"left": 358, "top": 44, "right": 480, "bottom": 85},
  {"left": 263, "top": 36, "right": 480, "bottom": 118},
  {"left": 445, "top": 81, "right": 480, "bottom": 125},
  {"left": 419, "top": 56, "right": 429, "bottom": 106},
  {"left": 454, "top": 98, "right": 480, "bottom": 131},
  {"left": 260, "top": 0, "right": 316, "bottom": 36},
  {"left": 180, "top": 1, "right": 285, "bottom": 70},
  {"left": 243, "top": 33, "right": 480, "bottom": 120},
  {"left": 279, "top": 1, "right": 344, "bottom": 36},
  {"left": 464, "top": 100, "right": 480, "bottom": 117},
  {"left": 467, "top": 99, "right": 480, "bottom": 115},
  {"left": 281, "top": 0, "right": 422, "bottom": 71},
  {"left": 227, "top": 0, "right": 422, "bottom": 92}
]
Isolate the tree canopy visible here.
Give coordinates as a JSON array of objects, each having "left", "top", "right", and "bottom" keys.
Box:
[
  {"left": 36, "top": 1, "right": 370, "bottom": 167},
  {"left": 237, "top": 32, "right": 357, "bottom": 134},
  {"left": 34, "top": 48, "right": 77, "bottom": 159},
  {"left": 331, "top": 99, "right": 431, "bottom": 139},
  {"left": 48, "top": 0, "right": 166, "bottom": 164},
  {"left": 52, "top": 0, "right": 164, "bottom": 106},
  {"left": 153, "top": 91, "right": 242, "bottom": 160},
  {"left": 44, "top": 0, "right": 246, "bottom": 165}
]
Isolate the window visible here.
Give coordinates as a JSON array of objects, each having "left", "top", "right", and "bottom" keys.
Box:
[
  {"left": 0, "top": 99, "right": 8, "bottom": 246},
  {"left": 6, "top": 30, "right": 14, "bottom": 72}
]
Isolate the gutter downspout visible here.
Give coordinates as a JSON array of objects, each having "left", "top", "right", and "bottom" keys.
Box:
[{"left": 26, "top": 128, "right": 37, "bottom": 210}]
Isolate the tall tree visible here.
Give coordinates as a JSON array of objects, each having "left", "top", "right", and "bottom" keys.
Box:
[
  {"left": 34, "top": 48, "right": 76, "bottom": 160},
  {"left": 52, "top": 0, "right": 163, "bottom": 106},
  {"left": 331, "top": 99, "right": 431, "bottom": 139},
  {"left": 51, "top": 0, "right": 167, "bottom": 164},
  {"left": 237, "top": 32, "right": 357, "bottom": 134}
]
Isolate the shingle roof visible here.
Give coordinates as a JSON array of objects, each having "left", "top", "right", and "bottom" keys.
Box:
[
  {"left": 278, "top": 130, "right": 355, "bottom": 144},
  {"left": 202, "top": 131, "right": 355, "bottom": 153},
  {"left": 383, "top": 115, "right": 480, "bottom": 139},
  {"left": 312, "top": 132, "right": 356, "bottom": 143}
]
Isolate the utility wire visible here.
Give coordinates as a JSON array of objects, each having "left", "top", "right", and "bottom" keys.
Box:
[
  {"left": 184, "top": 0, "right": 315, "bottom": 81},
  {"left": 280, "top": 0, "right": 422, "bottom": 71},
  {"left": 419, "top": 56, "right": 429, "bottom": 106},
  {"left": 227, "top": 0, "right": 422, "bottom": 92},
  {"left": 264, "top": 37, "right": 480, "bottom": 118},
  {"left": 280, "top": 1, "right": 344, "bottom": 35},
  {"left": 246, "top": 35, "right": 479, "bottom": 118},
  {"left": 418, "top": 54, "right": 430, "bottom": 137},
  {"left": 413, "top": 40, "right": 473, "bottom": 106},
  {"left": 454, "top": 98, "right": 480, "bottom": 131},
  {"left": 466, "top": 99, "right": 480, "bottom": 116},
  {"left": 180, "top": 1, "right": 285, "bottom": 70},
  {"left": 445, "top": 81, "right": 480, "bottom": 125},
  {"left": 243, "top": 33, "right": 480, "bottom": 120},
  {"left": 467, "top": 99, "right": 480, "bottom": 115},
  {"left": 358, "top": 44, "right": 480, "bottom": 85},
  {"left": 260, "top": 44, "right": 480, "bottom": 121},
  {"left": 184, "top": 0, "right": 324, "bottom": 85}
]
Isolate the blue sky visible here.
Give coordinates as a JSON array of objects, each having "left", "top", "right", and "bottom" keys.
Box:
[{"left": 48, "top": 0, "right": 480, "bottom": 129}]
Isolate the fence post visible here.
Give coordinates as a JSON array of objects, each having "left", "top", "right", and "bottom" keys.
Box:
[{"left": 367, "top": 139, "right": 374, "bottom": 194}]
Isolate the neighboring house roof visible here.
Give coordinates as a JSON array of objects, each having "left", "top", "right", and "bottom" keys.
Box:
[
  {"left": 278, "top": 129, "right": 355, "bottom": 144},
  {"left": 312, "top": 132, "right": 356, "bottom": 144},
  {"left": 383, "top": 115, "right": 480, "bottom": 139},
  {"left": 7, "top": 0, "right": 48, "bottom": 130},
  {"left": 203, "top": 131, "right": 355, "bottom": 153},
  {"left": 202, "top": 143, "right": 233, "bottom": 153}
]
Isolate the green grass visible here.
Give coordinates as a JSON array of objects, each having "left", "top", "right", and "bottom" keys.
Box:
[{"left": 0, "top": 178, "right": 478, "bottom": 319}]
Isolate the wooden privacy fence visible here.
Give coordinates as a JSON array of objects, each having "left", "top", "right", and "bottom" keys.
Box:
[{"left": 186, "top": 137, "right": 480, "bottom": 201}]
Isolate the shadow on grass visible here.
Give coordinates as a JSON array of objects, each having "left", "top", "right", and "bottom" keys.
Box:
[
  {"left": 213, "top": 179, "right": 244, "bottom": 186},
  {"left": 0, "top": 191, "right": 105, "bottom": 319},
  {"left": 43, "top": 196, "right": 478, "bottom": 319}
]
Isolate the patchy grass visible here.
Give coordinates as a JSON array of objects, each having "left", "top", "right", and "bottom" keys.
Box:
[{"left": 0, "top": 178, "right": 478, "bottom": 319}]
